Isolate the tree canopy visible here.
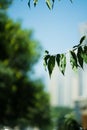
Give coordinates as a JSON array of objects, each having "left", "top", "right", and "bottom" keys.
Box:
[
  {"left": 0, "top": 0, "right": 12, "bottom": 9},
  {"left": 0, "top": 1, "right": 53, "bottom": 129}
]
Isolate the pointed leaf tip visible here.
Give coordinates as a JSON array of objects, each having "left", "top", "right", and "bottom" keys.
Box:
[
  {"left": 70, "top": 51, "right": 78, "bottom": 70},
  {"left": 28, "top": 0, "right": 31, "bottom": 8},
  {"left": 45, "top": 50, "right": 49, "bottom": 54},
  {"left": 43, "top": 54, "right": 50, "bottom": 71},
  {"left": 46, "top": 0, "right": 52, "bottom": 9},
  {"left": 47, "top": 56, "right": 55, "bottom": 77},
  {"left": 34, "top": 0, "right": 38, "bottom": 7},
  {"left": 80, "top": 35, "right": 86, "bottom": 45},
  {"left": 77, "top": 46, "right": 83, "bottom": 68}
]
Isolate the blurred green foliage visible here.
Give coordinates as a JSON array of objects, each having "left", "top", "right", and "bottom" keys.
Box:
[
  {"left": 51, "top": 107, "right": 82, "bottom": 130},
  {"left": 0, "top": 0, "right": 12, "bottom": 9},
  {"left": 0, "top": 1, "right": 53, "bottom": 129},
  {"left": 51, "top": 106, "right": 73, "bottom": 129}
]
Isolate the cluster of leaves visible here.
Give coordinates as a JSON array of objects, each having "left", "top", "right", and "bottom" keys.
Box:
[
  {"left": 52, "top": 107, "right": 83, "bottom": 130},
  {"left": 43, "top": 36, "right": 87, "bottom": 77},
  {"left": 28, "top": 0, "right": 73, "bottom": 9},
  {"left": 56, "top": 112, "right": 83, "bottom": 130},
  {"left": 64, "top": 113, "right": 84, "bottom": 130}
]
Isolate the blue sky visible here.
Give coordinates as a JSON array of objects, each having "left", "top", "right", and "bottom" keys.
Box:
[{"left": 8, "top": 0, "right": 87, "bottom": 82}]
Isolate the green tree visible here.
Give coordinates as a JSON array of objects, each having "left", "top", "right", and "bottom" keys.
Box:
[
  {"left": 0, "top": 1, "right": 52, "bottom": 129},
  {"left": 0, "top": 0, "right": 12, "bottom": 9},
  {"left": 56, "top": 115, "right": 81, "bottom": 130}
]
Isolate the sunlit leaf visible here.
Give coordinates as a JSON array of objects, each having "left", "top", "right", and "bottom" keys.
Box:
[
  {"left": 34, "top": 0, "right": 38, "bottom": 6},
  {"left": 77, "top": 46, "right": 83, "bottom": 68},
  {"left": 16, "top": 71, "right": 22, "bottom": 79},
  {"left": 3, "top": 59, "right": 9, "bottom": 66},
  {"left": 59, "top": 54, "right": 66, "bottom": 75},
  {"left": 70, "top": 51, "right": 78, "bottom": 70},
  {"left": 12, "top": 85, "right": 17, "bottom": 92},
  {"left": 46, "top": 0, "right": 52, "bottom": 9},
  {"left": 47, "top": 55, "right": 55, "bottom": 77},
  {"left": 56, "top": 54, "right": 66, "bottom": 75}
]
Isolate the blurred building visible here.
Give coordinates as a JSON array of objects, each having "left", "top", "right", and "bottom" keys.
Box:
[
  {"left": 48, "top": 22, "right": 87, "bottom": 107},
  {"left": 49, "top": 62, "right": 80, "bottom": 107}
]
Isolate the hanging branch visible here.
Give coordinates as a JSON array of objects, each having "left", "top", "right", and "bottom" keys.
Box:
[{"left": 43, "top": 36, "right": 87, "bottom": 77}]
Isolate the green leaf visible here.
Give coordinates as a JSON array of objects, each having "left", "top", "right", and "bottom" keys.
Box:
[
  {"left": 77, "top": 46, "right": 83, "bottom": 68},
  {"left": 59, "top": 54, "right": 66, "bottom": 75},
  {"left": 45, "top": 50, "right": 49, "bottom": 54},
  {"left": 81, "top": 46, "right": 87, "bottom": 63},
  {"left": 73, "top": 36, "right": 86, "bottom": 49},
  {"left": 43, "top": 54, "right": 50, "bottom": 70},
  {"left": 73, "top": 45, "right": 78, "bottom": 49},
  {"left": 56, "top": 54, "right": 60, "bottom": 66},
  {"left": 56, "top": 54, "right": 66, "bottom": 75},
  {"left": 47, "top": 56, "right": 55, "bottom": 77},
  {"left": 52, "top": 0, "right": 55, "bottom": 8},
  {"left": 70, "top": 51, "right": 78, "bottom": 70},
  {"left": 80, "top": 35, "right": 86, "bottom": 45},
  {"left": 34, "top": 0, "right": 38, "bottom": 6},
  {"left": 28, "top": 0, "right": 31, "bottom": 8},
  {"left": 46, "top": 0, "right": 52, "bottom": 9}
]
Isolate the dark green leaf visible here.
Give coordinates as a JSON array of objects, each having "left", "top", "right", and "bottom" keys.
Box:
[
  {"left": 70, "top": 51, "right": 78, "bottom": 70},
  {"left": 47, "top": 56, "right": 55, "bottom": 77},
  {"left": 28, "top": 0, "right": 31, "bottom": 8},
  {"left": 46, "top": 0, "right": 52, "bottom": 9},
  {"left": 80, "top": 35, "right": 86, "bottom": 45},
  {"left": 73, "top": 45, "right": 78, "bottom": 49},
  {"left": 45, "top": 50, "right": 49, "bottom": 54},
  {"left": 43, "top": 50, "right": 50, "bottom": 71},
  {"left": 52, "top": 0, "right": 55, "bottom": 3},
  {"left": 34, "top": 0, "right": 38, "bottom": 6},
  {"left": 77, "top": 46, "right": 83, "bottom": 68},
  {"left": 56, "top": 54, "right": 60, "bottom": 66},
  {"left": 59, "top": 54, "right": 66, "bottom": 75},
  {"left": 73, "top": 36, "right": 86, "bottom": 49},
  {"left": 84, "top": 45, "right": 87, "bottom": 53},
  {"left": 81, "top": 46, "right": 87, "bottom": 63},
  {"left": 43, "top": 54, "right": 50, "bottom": 70},
  {"left": 52, "top": 0, "right": 55, "bottom": 8}
]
